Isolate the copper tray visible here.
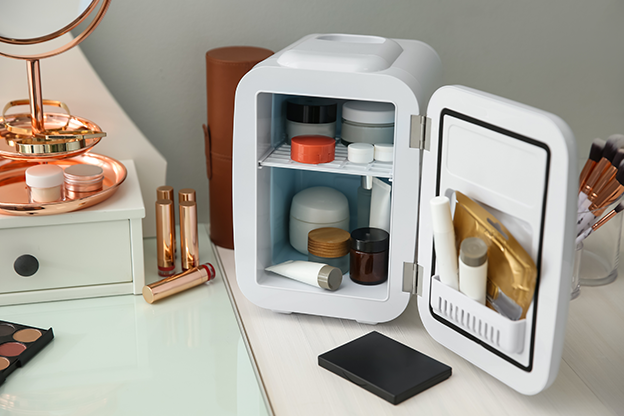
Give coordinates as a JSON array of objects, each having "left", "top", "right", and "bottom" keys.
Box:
[
  {"left": 0, "top": 112, "right": 102, "bottom": 161},
  {"left": 0, "top": 153, "right": 126, "bottom": 216}
]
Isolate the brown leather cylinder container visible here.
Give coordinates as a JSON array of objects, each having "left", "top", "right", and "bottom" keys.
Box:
[{"left": 204, "top": 46, "right": 273, "bottom": 249}]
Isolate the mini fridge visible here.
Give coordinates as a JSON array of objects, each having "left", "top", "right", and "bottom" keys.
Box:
[{"left": 232, "top": 33, "right": 577, "bottom": 395}]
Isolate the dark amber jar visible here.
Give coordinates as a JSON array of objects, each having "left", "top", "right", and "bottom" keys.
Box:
[{"left": 350, "top": 227, "right": 390, "bottom": 285}]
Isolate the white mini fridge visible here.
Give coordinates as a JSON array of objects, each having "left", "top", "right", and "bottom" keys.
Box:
[{"left": 232, "top": 33, "right": 577, "bottom": 395}]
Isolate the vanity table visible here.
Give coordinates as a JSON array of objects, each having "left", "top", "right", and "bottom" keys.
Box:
[{"left": 217, "top": 245, "right": 624, "bottom": 415}]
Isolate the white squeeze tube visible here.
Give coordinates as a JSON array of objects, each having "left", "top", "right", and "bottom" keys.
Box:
[
  {"left": 369, "top": 177, "right": 391, "bottom": 233},
  {"left": 265, "top": 260, "right": 342, "bottom": 291},
  {"left": 430, "top": 196, "right": 459, "bottom": 290}
]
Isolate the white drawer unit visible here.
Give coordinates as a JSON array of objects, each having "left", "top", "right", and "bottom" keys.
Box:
[
  {"left": 0, "top": 160, "right": 145, "bottom": 305},
  {"left": 232, "top": 34, "right": 577, "bottom": 395}
]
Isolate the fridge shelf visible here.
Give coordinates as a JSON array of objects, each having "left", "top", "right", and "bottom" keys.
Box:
[{"left": 259, "top": 142, "right": 393, "bottom": 179}]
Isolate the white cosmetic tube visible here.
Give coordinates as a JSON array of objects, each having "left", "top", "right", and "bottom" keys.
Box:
[
  {"left": 459, "top": 237, "right": 488, "bottom": 304},
  {"left": 369, "top": 177, "right": 391, "bottom": 233},
  {"left": 430, "top": 196, "right": 459, "bottom": 290},
  {"left": 265, "top": 260, "right": 342, "bottom": 291}
]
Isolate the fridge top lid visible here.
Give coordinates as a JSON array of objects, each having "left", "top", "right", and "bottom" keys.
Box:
[{"left": 276, "top": 34, "right": 404, "bottom": 73}]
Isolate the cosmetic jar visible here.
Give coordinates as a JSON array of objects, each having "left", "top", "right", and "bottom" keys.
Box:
[
  {"left": 63, "top": 164, "right": 104, "bottom": 199},
  {"left": 286, "top": 97, "right": 337, "bottom": 144},
  {"left": 341, "top": 101, "right": 395, "bottom": 146},
  {"left": 350, "top": 227, "right": 390, "bottom": 285},
  {"left": 308, "top": 227, "right": 351, "bottom": 274},
  {"left": 374, "top": 143, "right": 393, "bottom": 162},
  {"left": 348, "top": 143, "right": 374, "bottom": 164},
  {"left": 25, "top": 164, "right": 64, "bottom": 203},
  {"left": 291, "top": 135, "right": 335, "bottom": 164},
  {"left": 290, "top": 186, "right": 350, "bottom": 255}
]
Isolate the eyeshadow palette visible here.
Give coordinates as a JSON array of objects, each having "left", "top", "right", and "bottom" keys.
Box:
[
  {"left": 319, "top": 331, "right": 451, "bottom": 404},
  {"left": 0, "top": 320, "right": 53, "bottom": 385}
]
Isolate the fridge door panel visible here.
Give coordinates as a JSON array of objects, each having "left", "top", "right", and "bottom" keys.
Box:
[{"left": 417, "top": 85, "right": 577, "bottom": 394}]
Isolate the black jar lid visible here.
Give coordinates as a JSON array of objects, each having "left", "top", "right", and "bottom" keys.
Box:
[
  {"left": 286, "top": 97, "right": 337, "bottom": 124},
  {"left": 350, "top": 227, "right": 390, "bottom": 253}
]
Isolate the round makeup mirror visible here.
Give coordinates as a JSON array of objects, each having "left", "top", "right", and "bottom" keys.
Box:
[
  {"left": 0, "top": 1, "right": 97, "bottom": 44},
  {"left": 0, "top": 0, "right": 111, "bottom": 160}
]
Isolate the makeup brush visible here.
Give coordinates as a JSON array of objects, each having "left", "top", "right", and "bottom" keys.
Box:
[
  {"left": 590, "top": 158, "right": 624, "bottom": 209},
  {"left": 579, "top": 136, "right": 624, "bottom": 208},
  {"left": 578, "top": 160, "right": 624, "bottom": 234},
  {"left": 579, "top": 138, "right": 606, "bottom": 193},
  {"left": 584, "top": 148, "right": 624, "bottom": 207},
  {"left": 576, "top": 202, "right": 624, "bottom": 244}
]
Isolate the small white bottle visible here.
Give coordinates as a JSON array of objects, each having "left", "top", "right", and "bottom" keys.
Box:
[{"left": 459, "top": 237, "right": 489, "bottom": 304}]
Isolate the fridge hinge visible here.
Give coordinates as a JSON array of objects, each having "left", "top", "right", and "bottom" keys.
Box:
[
  {"left": 409, "top": 115, "right": 431, "bottom": 151},
  {"left": 402, "top": 262, "right": 424, "bottom": 296}
]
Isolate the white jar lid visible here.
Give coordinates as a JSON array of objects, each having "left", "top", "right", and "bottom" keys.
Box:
[
  {"left": 348, "top": 143, "right": 374, "bottom": 164},
  {"left": 374, "top": 143, "right": 393, "bottom": 162},
  {"left": 25, "top": 164, "right": 64, "bottom": 188},
  {"left": 290, "top": 186, "right": 349, "bottom": 223},
  {"left": 342, "top": 101, "right": 395, "bottom": 124}
]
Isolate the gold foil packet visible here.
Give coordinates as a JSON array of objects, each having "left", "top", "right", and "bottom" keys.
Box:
[{"left": 453, "top": 191, "right": 537, "bottom": 320}]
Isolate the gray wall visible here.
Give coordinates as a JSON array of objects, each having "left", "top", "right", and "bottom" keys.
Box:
[{"left": 78, "top": 0, "right": 624, "bottom": 224}]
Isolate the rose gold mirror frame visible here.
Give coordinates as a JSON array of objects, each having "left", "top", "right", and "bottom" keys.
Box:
[
  {"left": 0, "top": 0, "right": 111, "bottom": 135},
  {"left": 0, "top": 1, "right": 102, "bottom": 46}
]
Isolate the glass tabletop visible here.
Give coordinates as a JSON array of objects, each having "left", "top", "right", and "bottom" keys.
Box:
[{"left": 0, "top": 226, "right": 270, "bottom": 415}]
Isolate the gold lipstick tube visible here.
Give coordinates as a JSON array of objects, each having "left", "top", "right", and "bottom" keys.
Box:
[
  {"left": 157, "top": 186, "right": 176, "bottom": 258},
  {"left": 180, "top": 200, "right": 199, "bottom": 271},
  {"left": 157, "top": 185, "right": 174, "bottom": 201},
  {"left": 156, "top": 199, "right": 175, "bottom": 277},
  {"left": 179, "top": 188, "right": 196, "bottom": 203},
  {"left": 143, "top": 263, "right": 216, "bottom": 304}
]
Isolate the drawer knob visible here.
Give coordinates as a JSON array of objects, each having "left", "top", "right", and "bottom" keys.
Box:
[{"left": 14, "top": 255, "right": 39, "bottom": 277}]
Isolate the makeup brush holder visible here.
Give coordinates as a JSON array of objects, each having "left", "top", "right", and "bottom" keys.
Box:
[
  {"left": 571, "top": 242, "right": 582, "bottom": 299},
  {"left": 577, "top": 198, "right": 623, "bottom": 287}
]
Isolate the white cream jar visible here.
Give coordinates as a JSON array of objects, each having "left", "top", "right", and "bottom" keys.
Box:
[
  {"left": 341, "top": 101, "right": 395, "bottom": 146},
  {"left": 289, "top": 186, "right": 349, "bottom": 254},
  {"left": 25, "top": 164, "right": 64, "bottom": 203}
]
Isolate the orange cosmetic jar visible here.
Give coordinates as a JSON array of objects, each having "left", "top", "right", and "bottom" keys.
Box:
[{"left": 291, "top": 135, "right": 336, "bottom": 164}]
